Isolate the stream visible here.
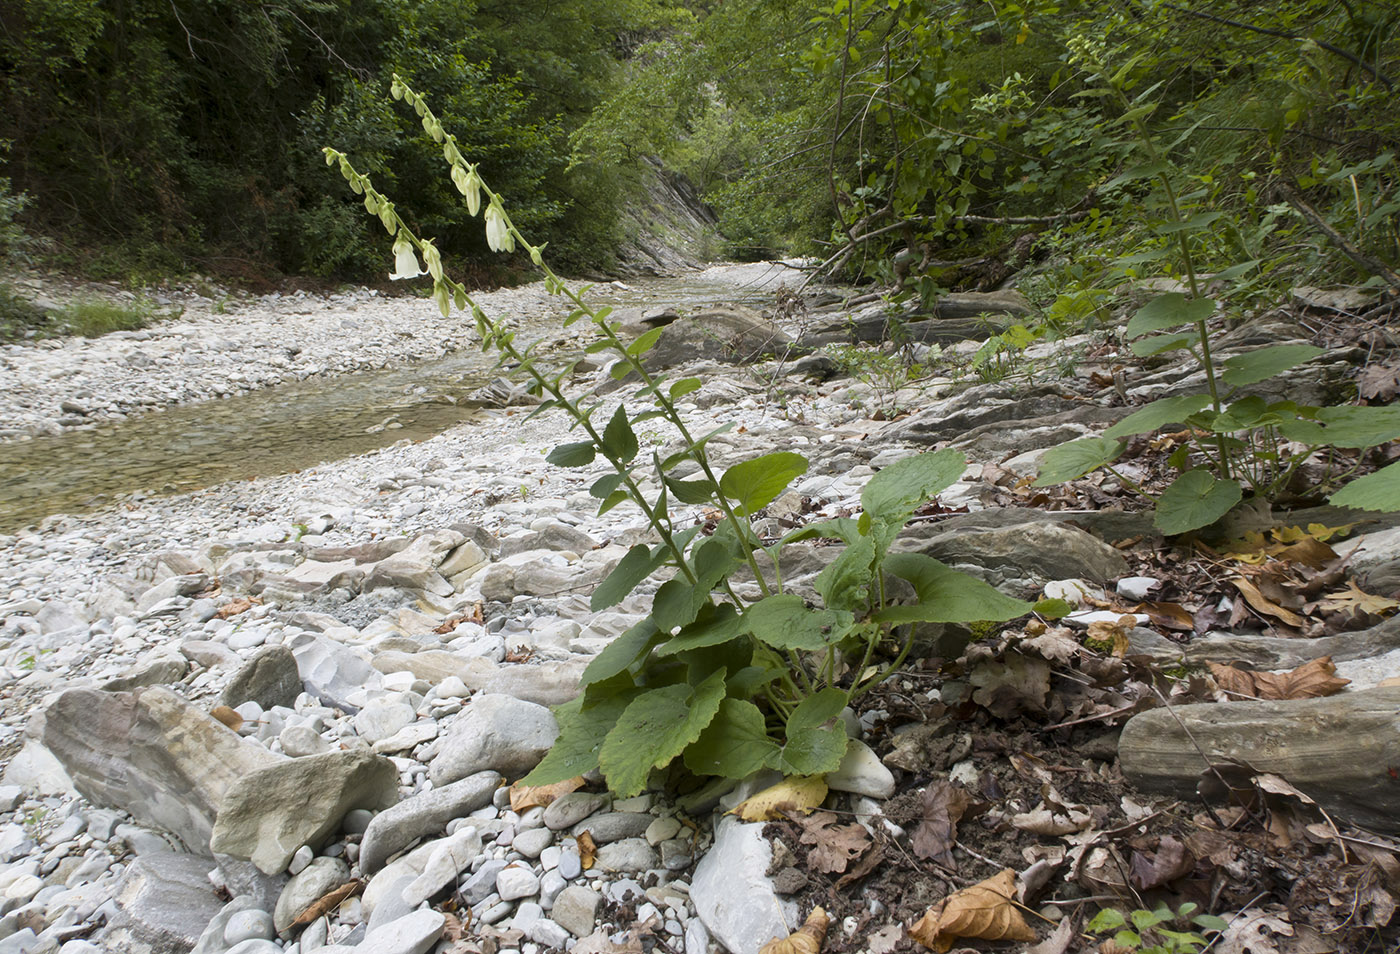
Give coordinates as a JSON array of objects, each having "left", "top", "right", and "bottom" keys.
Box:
[{"left": 0, "top": 264, "right": 798, "bottom": 532}]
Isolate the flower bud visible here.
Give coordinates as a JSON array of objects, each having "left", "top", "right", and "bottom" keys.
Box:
[{"left": 421, "top": 239, "right": 444, "bottom": 281}]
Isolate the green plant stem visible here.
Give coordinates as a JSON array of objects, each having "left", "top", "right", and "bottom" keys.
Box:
[{"left": 1101, "top": 63, "right": 1234, "bottom": 479}]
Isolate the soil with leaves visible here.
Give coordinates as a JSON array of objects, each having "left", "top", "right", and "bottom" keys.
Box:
[{"left": 737, "top": 521, "right": 1400, "bottom": 954}]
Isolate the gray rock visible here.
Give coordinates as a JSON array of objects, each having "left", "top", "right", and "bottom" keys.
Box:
[
  {"left": 135, "top": 574, "right": 209, "bottom": 615},
  {"left": 104, "top": 852, "right": 223, "bottom": 954},
  {"left": 223, "top": 941, "right": 283, "bottom": 954},
  {"left": 354, "top": 908, "right": 445, "bottom": 954},
  {"left": 222, "top": 646, "right": 303, "bottom": 710},
  {"left": 496, "top": 864, "right": 539, "bottom": 901},
  {"left": 685, "top": 917, "right": 712, "bottom": 954},
  {"left": 274, "top": 857, "right": 351, "bottom": 933},
  {"left": 428, "top": 695, "right": 557, "bottom": 786},
  {"left": 401, "top": 827, "right": 481, "bottom": 907},
  {"left": 900, "top": 519, "right": 1127, "bottom": 586},
  {"left": 691, "top": 817, "right": 793, "bottom": 954},
  {"left": 642, "top": 308, "right": 790, "bottom": 371},
  {"left": 215, "top": 854, "right": 288, "bottom": 912},
  {"left": 279, "top": 725, "right": 330, "bottom": 758},
  {"left": 593, "top": 838, "right": 658, "bottom": 873},
  {"left": 571, "top": 812, "right": 651, "bottom": 844},
  {"left": 512, "top": 826, "right": 552, "bottom": 859},
  {"left": 361, "top": 841, "right": 437, "bottom": 920},
  {"left": 550, "top": 885, "right": 601, "bottom": 938},
  {"left": 528, "top": 918, "right": 571, "bottom": 949},
  {"left": 288, "top": 634, "right": 382, "bottom": 713},
  {"left": 461, "top": 860, "right": 509, "bottom": 905},
  {"left": 359, "top": 771, "right": 500, "bottom": 874},
  {"left": 556, "top": 847, "right": 582, "bottom": 880},
  {"left": 210, "top": 749, "right": 398, "bottom": 874},
  {"left": 465, "top": 659, "right": 589, "bottom": 706},
  {"left": 191, "top": 896, "right": 266, "bottom": 954},
  {"left": 542, "top": 792, "right": 607, "bottom": 831},
  {"left": 29, "top": 687, "right": 280, "bottom": 853},
  {"left": 825, "top": 740, "right": 895, "bottom": 799},
  {"left": 365, "top": 874, "right": 416, "bottom": 933},
  {"left": 1120, "top": 687, "right": 1400, "bottom": 834},
  {"left": 224, "top": 907, "right": 276, "bottom": 945},
  {"left": 353, "top": 702, "right": 416, "bottom": 745},
  {"left": 101, "top": 656, "right": 190, "bottom": 692}
]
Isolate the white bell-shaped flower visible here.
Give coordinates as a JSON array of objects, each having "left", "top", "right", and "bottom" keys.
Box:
[
  {"left": 484, "top": 202, "right": 514, "bottom": 253},
  {"left": 389, "top": 233, "right": 425, "bottom": 280}
]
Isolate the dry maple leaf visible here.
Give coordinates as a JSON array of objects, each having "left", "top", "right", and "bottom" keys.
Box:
[
  {"left": 795, "top": 811, "right": 871, "bottom": 874},
  {"left": 759, "top": 906, "right": 830, "bottom": 954},
  {"left": 1207, "top": 657, "right": 1350, "bottom": 701},
  {"left": 509, "top": 776, "right": 584, "bottom": 813},
  {"left": 732, "top": 775, "right": 827, "bottom": 822},
  {"left": 909, "top": 868, "right": 1037, "bottom": 952},
  {"left": 1315, "top": 581, "right": 1400, "bottom": 618}
]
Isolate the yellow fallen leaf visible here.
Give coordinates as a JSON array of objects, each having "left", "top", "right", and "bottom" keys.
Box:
[
  {"left": 509, "top": 776, "right": 584, "bottom": 813},
  {"left": 576, "top": 830, "right": 597, "bottom": 870},
  {"left": 732, "top": 776, "right": 828, "bottom": 822},
  {"left": 1378, "top": 676, "right": 1400, "bottom": 688},
  {"left": 1317, "top": 581, "right": 1400, "bottom": 618},
  {"left": 759, "top": 906, "right": 830, "bottom": 954},
  {"left": 1085, "top": 616, "right": 1133, "bottom": 656},
  {"left": 909, "top": 868, "right": 1037, "bottom": 952}
]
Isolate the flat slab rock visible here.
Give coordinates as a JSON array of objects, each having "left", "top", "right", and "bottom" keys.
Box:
[{"left": 1119, "top": 686, "right": 1400, "bottom": 834}]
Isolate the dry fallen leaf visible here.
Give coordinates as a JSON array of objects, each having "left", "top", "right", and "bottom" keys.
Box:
[
  {"left": 759, "top": 906, "right": 830, "bottom": 954},
  {"left": 1025, "top": 917, "right": 1077, "bottom": 954},
  {"left": 215, "top": 597, "right": 260, "bottom": 620},
  {"left": 732, "top": 776, "right": 828, "bottom": 822},
  {"left": 576, "top": 830, "right": 597, "bottom": 870},
  {"left": 908, "top": 868, "right": 1037, "bottom": 952},
  {"left": 795, "top": 812, "right": 871, "bottom": 874},
  {"left": 1231, "top": 576, "right": 1306, "bottom": 628},
  {"left": 509, "top": 776, "right": 584, "bottom": 813},
  {"left": 1128, "top": 835, "right": 1194, "bottom": 890},
  {"left": 1011, "top": 802, "right": 1093, "bottom": 836},
  {"left": 1316, "top": 581, "right": 1400, "bottom": 618},
  {"left": 288, "top": 879, "right": 361, "bottom": 930},
  {"left": 211, "top": 705, "right": 243, "bottom": 731},
  {"left": 912, "top": 780, "right": 975, "bottom": 867},
  {"left": 1208, "top": 657, "right": 1350, "bottom": 701},
  {"left": 1085, "top": 617, "right": 1134, "bottom": 657}
]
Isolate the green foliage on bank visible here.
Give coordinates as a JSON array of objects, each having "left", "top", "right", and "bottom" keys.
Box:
[{"left": 0, "top": 0, "right": 681, "bottom": 280}]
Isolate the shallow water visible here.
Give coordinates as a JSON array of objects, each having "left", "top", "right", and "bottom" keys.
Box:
[{"left": 0, "top": 264, "right": 799, "bottom": 531}]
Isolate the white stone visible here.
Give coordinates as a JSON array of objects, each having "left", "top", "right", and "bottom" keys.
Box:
[{"left": 825, "top": 739, "right": 895, "bottom": 799}]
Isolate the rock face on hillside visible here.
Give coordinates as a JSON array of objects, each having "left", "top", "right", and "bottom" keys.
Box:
[{"left": 616, "top": 157, "right": 722, "bottom": 275}]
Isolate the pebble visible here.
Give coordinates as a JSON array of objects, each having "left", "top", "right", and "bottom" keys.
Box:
[
  {"left": 0, "top": 262, "right": 1126, "bottom": 954},
  {"left": 496, "top": 865, "right": 540, "bottom": 901}
]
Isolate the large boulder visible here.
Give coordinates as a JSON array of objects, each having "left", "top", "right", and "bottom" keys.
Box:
[
  {"left": 1119, "top": 687, "right": 1400, "bottom": 834},
  {"left": 428, "top": 694, "right": 558, "bottom": 786},
  {"left": 29, "top": 687, "right": 280, "bottom": 853},
  {"left": 359, "top": 770, "right": 501, "bottom": 874},
  {"left": 102, "top": 852, "right": 225, "bottom": 954},
  {"left": 221, "top": 645, "right": 302, "bottom": 710},
  {"left": 641, "top": 308, "right": 791, "bottom": 371},
  {"left": 210, "top": 748, "right": 399, "bottom": 873}
]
